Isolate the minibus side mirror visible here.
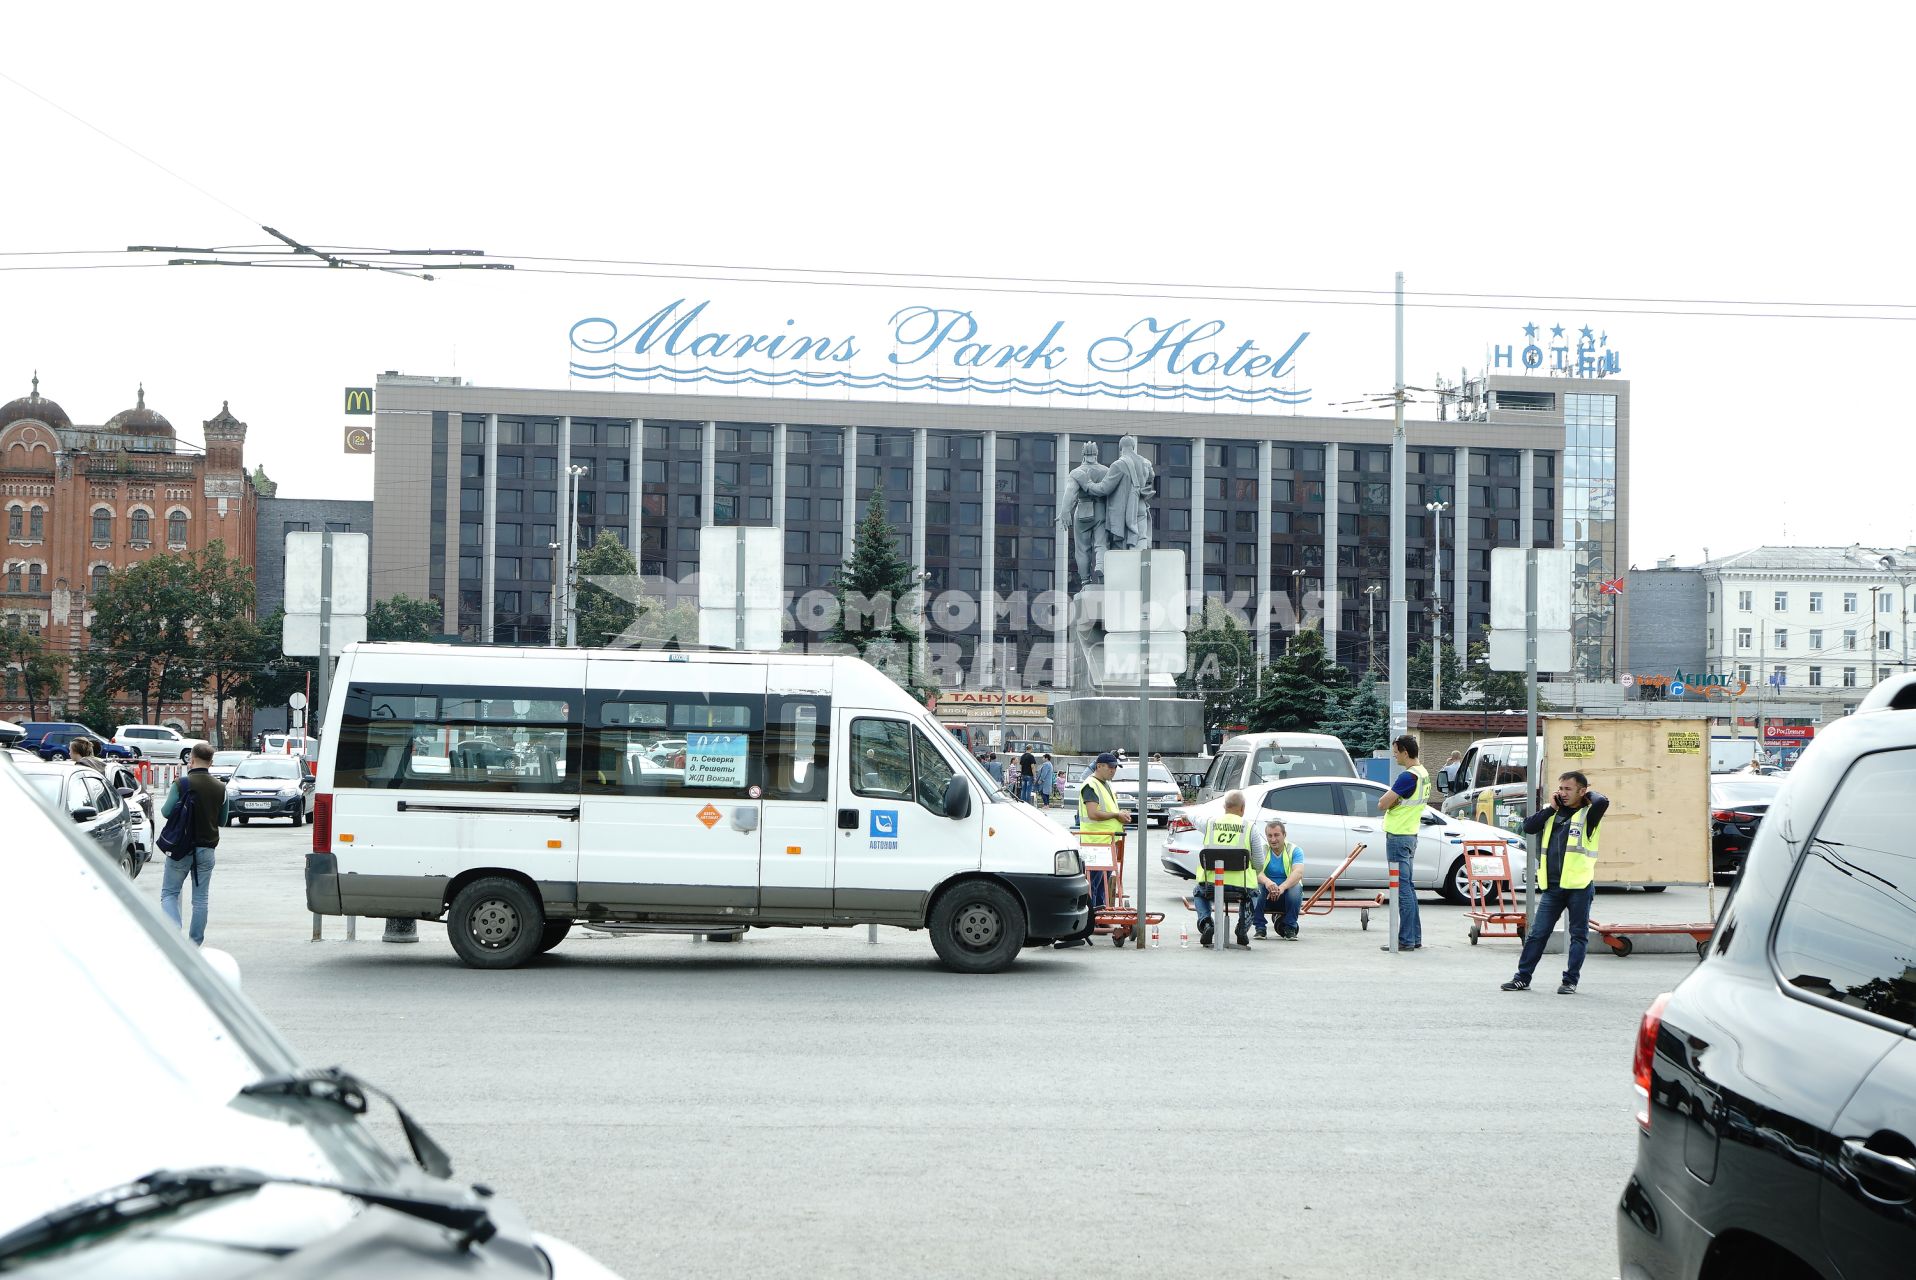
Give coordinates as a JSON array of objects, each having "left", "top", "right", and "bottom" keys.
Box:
[{"left": 943, "top": 775, "right": 972, "bottom": 820}]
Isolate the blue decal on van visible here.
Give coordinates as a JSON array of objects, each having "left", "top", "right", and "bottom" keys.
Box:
[{"left": 870, "top": 809, "right": 898, "bottom": 839}]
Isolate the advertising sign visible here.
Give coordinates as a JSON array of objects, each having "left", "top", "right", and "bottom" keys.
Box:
[{"left": 1763, "top": 724, "right": 1816, "bottom": 743}]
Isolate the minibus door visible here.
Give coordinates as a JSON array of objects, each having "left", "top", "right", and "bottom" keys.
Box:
[
  {"left": 832, "top": 709, "right": 981, "bottom": 923},
  {"left": 578, "top": 660, "right": 765, "bottom": 919}
]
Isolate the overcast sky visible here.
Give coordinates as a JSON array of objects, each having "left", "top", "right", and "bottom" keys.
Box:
[{"left": 3, "top": 3, "right": 1910, "bottom": 566}]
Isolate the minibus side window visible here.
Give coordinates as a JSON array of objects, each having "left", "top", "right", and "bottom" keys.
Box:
[
  {"left": 765, "top": 697, "right": 831, "bottom": 801},
  {"left": 585, "top": 693, "right": 766, "bottom": 800},
  {"left": 849, "top": 719, "right": 913, "bottom": 800},
  {"left": 335, "top": 685, "right": 580, "bottom": 794}
]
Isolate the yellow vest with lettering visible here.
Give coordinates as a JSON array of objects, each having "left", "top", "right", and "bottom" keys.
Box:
[
  {"left": 1538, "top": 806, "right": 1600, "bottom": 890},
  {"left": 1078, "top": 775, "right": 1123, "bottom": 845},
  {"left": 1199, "top": 813, "right": 1256, "bottom": 887},
  {"left": 1385, "top": 763, "right": 1431, "bottom": 836}
]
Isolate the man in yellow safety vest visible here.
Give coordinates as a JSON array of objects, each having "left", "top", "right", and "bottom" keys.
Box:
[
  {"left": 1376, "top": 734, "right": 1431, "bottom": 952},
  {"left": 1072, "top": 752, "right": 1132, "bottom": 932},
  {"left": 1193, "top": 791, "right": 1282, "bottom": 949},
  {"left": 1502, "top": 770, "right": 1610, "bottom": 994}
]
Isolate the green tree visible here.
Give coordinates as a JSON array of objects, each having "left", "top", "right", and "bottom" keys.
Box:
[
  {"left": 0, "top": 624, "right": 66, "bottom": 722},
  {"left": 368, "top": 593, "right": 443, "bottom": 643},
  {"left": 574, "top": 537, "right": 641, "bottom": 647},
  {"left": 1406, "top": 641, "right": 1469, "bottom": 711},
  {"left": 831, "top": 489, "right": 923, "bottom": 693},
  {"left": 87, "top": 555, "right": 201, "bottom": 724},
  {"left": 188, "top": 541, "right": 258, "bottom": 745},
  {"left": 1248, "top": 628, "right": 1350, "bottom": 731},
  {"left": 79, "top": 672, "right": 115, "bottom": 733},
  {"left": 1318, "top": 680, "right": 1388, "bottom": 756},
  {"left": 1177, "top": 601, "right": 1255, "bottom": 731},
  {"left": 1469, "top": 641, "right": 1529, "bottom": 711}
]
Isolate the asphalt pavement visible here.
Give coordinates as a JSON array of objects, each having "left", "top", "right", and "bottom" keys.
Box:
[{"left": 135, "top": 813, "right": 1723, "bottom": 1279}]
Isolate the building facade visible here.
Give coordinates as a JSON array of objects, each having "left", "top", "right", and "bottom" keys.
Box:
[
  {"left": 1699, "top": 546, "right": 1916, "bottom": 704},
  {"left": 369, "top": 371, "right": 1630, "bottom": 687},
  {"left": 0, "top": 378, "right": 256, "bottom": 730},
  {"left": 255, "top": 494, "right": 375, "bottom": 617}
]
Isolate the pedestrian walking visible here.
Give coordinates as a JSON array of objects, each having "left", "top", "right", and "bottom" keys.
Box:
[
  {"left": 1376, "top": 733, "right": 1429, "bottom": 952},
  {"left": 1019, "top": 747, "right": 1038, "bottom": 803},
  {"left": 159, "top": 742, "right": 229, "bottom": 946},
  {"left": 1036, "top": 753, "right": 1056, "bottom": 808},
  {"left": 1502, "top": 771, "right": 1610, "bottom": 994}
]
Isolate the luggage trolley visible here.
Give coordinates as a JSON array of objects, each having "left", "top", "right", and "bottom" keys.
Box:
[
  {"left": 1079, "top": 830, "right": 1164, "bottom": 945},
  {"left": 1298, "top": 843, "right": 1385, "bottom": 930},
  {"left": 1461, "top": 839, "right": 1526, "bottom": 944}
]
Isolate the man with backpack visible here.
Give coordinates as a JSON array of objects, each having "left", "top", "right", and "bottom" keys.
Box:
[{"left": 159, "top": 742, "right": 228, "bottom": 945}]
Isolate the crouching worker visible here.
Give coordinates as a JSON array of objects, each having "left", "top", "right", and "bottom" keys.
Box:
[
  {"left": 1251, "top": 817, "right": 1305, "bottom": 940},
  {"left": 1192, "top": 791, "right": 1282, "bottom": 949}
]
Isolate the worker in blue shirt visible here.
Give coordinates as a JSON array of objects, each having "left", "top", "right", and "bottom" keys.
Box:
[{"left": 1250, "top": 817, "right": 1306, "bottom": 940}]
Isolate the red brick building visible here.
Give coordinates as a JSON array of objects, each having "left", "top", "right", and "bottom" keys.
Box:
[{"left": 0, "top": 376, "right": 256, "bottom": 735}]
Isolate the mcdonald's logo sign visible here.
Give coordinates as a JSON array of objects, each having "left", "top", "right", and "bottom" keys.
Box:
[{"left": 343, "top": 387, "right": 374, "bottom": 415}]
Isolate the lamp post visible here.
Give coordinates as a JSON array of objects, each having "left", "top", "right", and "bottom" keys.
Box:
[
  {"left": 1426, "top": 499, "right": 1449, "bottom": 709},
  {"left": 1365, "top": 583, "right": 1381, "bottom": 678},
  {"left": 1291, "top": 568, "right": 1305, "bottom": 646},
  {"left": 547, "top": 541, "right": 564, "bottom": 647},
  {"left": 564, "top": 463, "right": 588, "bottom": 647}
]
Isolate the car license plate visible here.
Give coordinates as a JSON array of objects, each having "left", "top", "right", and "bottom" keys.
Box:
[{"left": 245, "top": 800, "right": 272, "bottom": 809}]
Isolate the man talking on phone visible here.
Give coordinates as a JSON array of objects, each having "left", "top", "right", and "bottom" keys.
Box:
[{"left": 1502, "top": 770, "right": 1610, "bottom": 994}]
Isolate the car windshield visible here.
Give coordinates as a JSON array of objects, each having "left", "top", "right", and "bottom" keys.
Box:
[
  {"left": 235, "top": 758, "right": 302, "bottom": 779},
  {"left": 212, "top": 751, "right": 249, "bottom": 766},
  {"left": 1114, "top": 765, "right": 1176, "bottom": 784},
  {"left": 1247, "top": 747, "right": 1354, "bottom": 781},
  {"left": 1712, "top": 780, "right": 1780, "bottom": 807}
]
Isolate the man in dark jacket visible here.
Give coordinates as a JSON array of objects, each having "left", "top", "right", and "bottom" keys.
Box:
[
  {"left": 160, "top": 742, "right": 229, "bottom": 945},
  {"left": 1502, "top": 770, "right": 1610, "bottom": 994}
]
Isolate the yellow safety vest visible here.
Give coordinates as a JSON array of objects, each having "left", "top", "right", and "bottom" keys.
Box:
[
  {"left": 1384, "top": 764, "right": 1431, "bottom": 836},
  {"left": 1538, "top": 806, "right": 1600, "bottom": 890},
  {"left": 1199, "top": 813, "right": 1257, "bottom": 887},
  {"left": 1078, "top": 775, "right": 1123, "bottom": 845},
  {"left": 1262, "top": 839, "right": 1300, "bottom": 881}
]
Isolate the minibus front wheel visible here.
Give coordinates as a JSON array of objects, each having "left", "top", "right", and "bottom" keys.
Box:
[
  {"left": 928, "top": 878, "right": 1027, "bottom": 975},
  {"left": 448, "top": 875, "right": 546, "bottom": 969}
]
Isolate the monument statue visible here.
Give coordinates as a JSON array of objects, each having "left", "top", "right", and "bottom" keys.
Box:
[
  {"left": 1057, "top": 442, "right": 1110, "bottom": 585},
  {"left": 1089, "top": 434, "right": 1156, "bottom": 551}
]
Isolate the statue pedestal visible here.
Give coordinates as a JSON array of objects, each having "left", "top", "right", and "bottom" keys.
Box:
[{"left": 1053, "top": 693, "right": 1205, "bottom": 757}]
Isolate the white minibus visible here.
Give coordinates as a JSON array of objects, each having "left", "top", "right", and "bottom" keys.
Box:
[{"left": 308, "top": 644, "right": 1092, "bottom": 973}]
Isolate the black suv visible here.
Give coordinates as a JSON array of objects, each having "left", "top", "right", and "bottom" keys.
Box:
[{"left": 1619, "top": 674, "right": 1916, "bottom": 1278}]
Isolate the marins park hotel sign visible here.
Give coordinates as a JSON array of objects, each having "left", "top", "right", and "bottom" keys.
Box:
[{"left": 569, "top": 299, "right": 1313, "bottom": 406}]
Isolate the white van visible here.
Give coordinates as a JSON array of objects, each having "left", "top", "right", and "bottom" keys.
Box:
[
  {"left": 1440, "top": 736, "right": 1530, "bottom": 826},
  {"left": 1195, "top": 731, "right": 1357, "bottom": 801},
  {"left": 308, "top": 644, "right": 1092, "bottom": 973}
]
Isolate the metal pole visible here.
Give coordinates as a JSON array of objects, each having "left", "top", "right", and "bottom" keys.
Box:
[
  {"left": 999, "top": 638, "right": 1009, "bottom": 748},
  {"left": 1135, "top": 548, "right": 1150, "bottom": 948},
  {"left": 1388, "top": 271, "right": 1408, "bottom": 740},
  {"left": 313, "top": 533, "right": 334, "bottom": 944},
  {"left": 1387, "top": 861, "right": 1398, "bottom": 953},
  {"left": 734, "top": 531, "right": 746, "bottom": 652},
  {"left": 1523, "top": 547, "right": 1539, "bottom": 931},
  {"left": 1429, "top": 501, "right": 1447, "bottom": 709},
  {"left": 565, "top": 464, "right": 586, "bottom": 647},
  {"left": 1212, "top": 858, "right": 1225, "bottom": 956}
]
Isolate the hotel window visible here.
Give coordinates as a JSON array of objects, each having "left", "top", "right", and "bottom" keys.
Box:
[
  {"left": 1809, "top": 666, "right": 1823, "bottom": 687},
  {"left": 1736, "top": 628, "right": 1752, "bottom": 649},
  {"left": 1737, "top": 590, "right": 1752, "bottom": 611},
  {"left": 1773, "top": 590, "right": 1788, "bottom": 611},
  {"left": 1845, "top": 630, "right": 1858, "bottom": 650},
  {"left": 1808, "top": 591, "right": 1823, "bottom": 613},
  {"left": 1809, "top": 629, "right": 1822, "bottom": 649},
  {"left": 1843, "top": 667, "right": 1857, "bottom": 687},
  {"left": 1773, "top": 629, "right": 1788, "bottom": 650},
  {"left": 1844, "top": 592, "right": 1858, "bottom": 612}
]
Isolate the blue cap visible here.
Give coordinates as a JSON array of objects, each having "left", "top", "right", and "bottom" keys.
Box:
[{"left": 1094, "top": 752, "right": 1120, "bottom": 766}]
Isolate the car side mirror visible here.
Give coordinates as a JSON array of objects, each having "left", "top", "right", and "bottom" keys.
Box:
[
  {"left": 943, "top": 775, "right": 972, "bottom": 820},
  {"left": 1422, "top": 809, "right": 1445, "bottom": 826},
  {"left": 116, "top": 786, "right": 136, "bottom": 798},
  {"left": 70, "top": 806, "right": 98, "bottom": 822}
]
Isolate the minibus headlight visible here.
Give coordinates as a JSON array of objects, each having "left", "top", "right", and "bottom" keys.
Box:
[{"left": 1054, "top": 849, "right": 1083, "bottom": 876}]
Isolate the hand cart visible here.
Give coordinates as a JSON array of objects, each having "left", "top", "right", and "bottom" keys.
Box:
[
  {"left": 1461, "top": 840, "right": 1527, "bottom": 944},
  {"left": 1298, "top": 843, "right": 1385, "bottom": 930},
  {"left": 1080, "top": 831, "right": 1164, "bottom": 945},
  {"left": 1590, "top": 921, "right": 1715, "bottom": 959}
]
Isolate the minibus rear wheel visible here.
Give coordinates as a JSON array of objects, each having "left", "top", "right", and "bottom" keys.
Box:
[
  {"left": 449, "top": 876, "right": 546, "bottom": 969},
  {"left": 928, "top": 879, "right": 1026, "bottom": 974}
]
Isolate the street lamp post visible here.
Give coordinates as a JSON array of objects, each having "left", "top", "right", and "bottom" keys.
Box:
[
  {"left": 1290, "top": 568, "right": 1305, "bottom": 646},
  {"left": 1426, "top": 499, "right": 1449, "bottom": 709},
  {"left": 564, "top": 463, "right": 588, "bottom": 647},
  {"left": 1365, "top": 583, "right": 1381, "bottom": 678}
]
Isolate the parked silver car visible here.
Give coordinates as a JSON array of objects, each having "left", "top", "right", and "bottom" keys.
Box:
[{"left": 12, "top": 759, "right": 139, "bottom": 877}]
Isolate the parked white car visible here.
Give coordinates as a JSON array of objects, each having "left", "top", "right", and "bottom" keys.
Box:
[
  {"left": 1162, "top": 775, "right": 1528, "bottom": 904},
  {"left": 1110, "top": 763, "right": 1182, "bottom": 826},
  {"left": 112, "top": 723, "right": 210, "bottom": 763}
]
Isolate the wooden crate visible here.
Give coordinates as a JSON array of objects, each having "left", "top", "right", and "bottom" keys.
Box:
[{"left": 1542, "top": 718, "right": 1711, "bottom": 887}]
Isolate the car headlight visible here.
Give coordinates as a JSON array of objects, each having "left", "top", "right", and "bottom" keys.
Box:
[
  {"left": 279, "top": 785, "right": 302, "bottom": 798},
  {"left": 1054, "top": 849, "right": 1083, "bottom": 876}
]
